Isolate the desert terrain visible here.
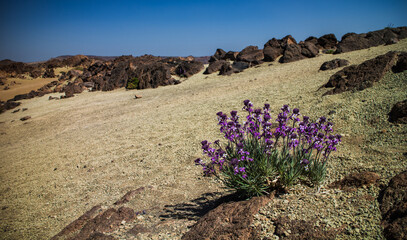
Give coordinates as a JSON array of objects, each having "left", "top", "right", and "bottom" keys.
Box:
[{"left": 0, "top": 39, "right": 406, "bottom": 239}]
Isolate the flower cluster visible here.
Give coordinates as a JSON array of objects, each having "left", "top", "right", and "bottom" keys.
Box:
[{"left": 195, "top": 100, "right": 341, "bottom": 197}]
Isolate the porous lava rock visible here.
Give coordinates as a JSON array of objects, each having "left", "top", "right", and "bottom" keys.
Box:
[
  {"left": 323, "top": 51, "right": 398, "bottom": 95},
  {"left": 213, "top": 49, "right": 227, "bottom": 61},
  {"left": 378, "top": 170, "right": 407, "bottom": 240},
  {"left": 219, "top": 62, "right": 234, "bottom": 76},
  {"left": 328, "top": 171, "right": 380, "bottom": 191},
  {"left": 317, "top": 34, "right": 338, "bottom": 49},
  {"left": 182, "top": 195, "right": 273, "bottom": 240},
  {"left": 263, "top": 46, "right": 283, "bottom": 62},
  {"left": 319, "top": 59, "right": 350, "bottom": 71},
  {"left": 236, "top": 46, "right": 264, "bottom": 65},
  {"left": 389, "top": 100, "right": 407, "bottom": 124},
  {"left": 224, "top": 51, "right": 239, "bottom": 61}
]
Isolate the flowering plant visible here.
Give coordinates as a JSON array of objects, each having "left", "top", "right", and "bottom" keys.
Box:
[{"left": 195, "top": 100, "right": 341, "bottom": 197}]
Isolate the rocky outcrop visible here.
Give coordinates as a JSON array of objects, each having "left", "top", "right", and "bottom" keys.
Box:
[
  {"left": 319, "top": 59, "right": 350, "bottom": 71},
  {"left": 317, "top": 34, "right": 338, "bottom": 49},
  {"left": 300, "top": 41, "right": 319, "bottom": 58},
  {"left": 392, "top": 52, "right": 407, "bottom": 73},
  {"left": 204, "top": 60, "right": 228, "bottom": 74},
  {"left": 378, "top": 170, "right": 407, "bottom": 240},
  {"left": 389, "top": 100, "right": 407, "bottom": 124},
  {"left": 335, "top": 27, "right": 407, "bottom": 54},
  {"left": 0, "top": 101, "right": 21, "bottom": 114},
  {"left": 323, "top": 51, "right": 398, "bottom": 95},
  {"left": 280, "top": 44, "right": 306, "bottom": 63},
  {"left": 175, "top": 61, "right": 204, "bottom": 77},
  {"left": 182, "top": 195, "right": 273, "bottom": 240},
  {"left": 224, "top": 51, "right": 239, "bottom": 61}
]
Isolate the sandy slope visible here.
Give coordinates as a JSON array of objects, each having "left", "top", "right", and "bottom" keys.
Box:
[{"left": 0, "top": 40, "right": 406, "bottom": 239}]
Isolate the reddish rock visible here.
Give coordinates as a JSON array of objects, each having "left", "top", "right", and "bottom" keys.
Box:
[
  {"left": 224, "top": 51, "right": 239, "bottom": 61},
  {"left": 304, "top": 36, "right": 319, "bottom": 47},
  {"left": 263, "top": 46, "right": 283, "bottom": 62},
  {"left": 182, "top": 194, "right": 273, "bottom": 240},
  {"left": 389, "top": 99, "right": 407, "bottom": 124},
  {"left": 280, "top": 35, "right": 297, "bottom": 48},
  {"left": 213, "top": 49, "right": 227, "bottom": 61},
  {"left": 319, "top": 59, "right": 350, "bottom": 71},
  {"left": 378, "top": 170, "right": 407, "bottom": 240},
  {"left": 323, "top": 51, "right": 398, "bottom": 95},
  {"left": 328, "top": 171, "right": 380, "bottom": 191}
]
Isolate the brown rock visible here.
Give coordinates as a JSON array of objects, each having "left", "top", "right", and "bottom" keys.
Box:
[
  {"left": 204, "top": 60, "right": 228, "bottom": 74},
  {"left": 236, "top": 46, "right": 264, "bottom": 64},
  {"left": 127, "top": 224, "right": 151, "bottom": 236},
  {"left": 219, "top": 62, "right": 234, "bottom": 76},
  {"left": 319, "top": 59, "right": 350, "bottom": 71},
  {"left": 300, "top": 41, "right": 319, "bottom": 58},
  {"left": 224, "top": 51, "right": 239, "bottom": 61},
  {"left": 43, "top": 68, "right": 56, "bottom": 78},
  {"left": 263, "top": 46, "right": 283, "bottom": 62},
  {"left": 378, "top": 170, "right": 407, "bottom": 240},
  {"left": 182, "top": 194, "right": 273, "bottom": 240},
  {"left": 0, "top": 101, "right": 21, "bottom": 114},
  {"left": 175, "top": 61, "right": 204, "bottom": 78},
  {"left": 317, "top": 34, "right": 338, "bottom": 49},
  {"left": 213, "top": 49, "right": 227, "bottom": 61},
  {"left": 328, "top": 171, "right": 380, "bottom": 191},
  {"left": 389, "top": 99, "right": 407, "bottom": 124},
  {"left": 280, "top": 44, "right": 306, "bottom": 63},
  {"left": 392, "top": 52, "right": 407, "bottom": 73},
  {"left": 134, "top": 95, "right": 142, "bottom": 99},
  {"left": 323, "top": 51, "right": 398, "bottom": 95},
  {"left": 20, "top": 116, "right": 31, "bottom": 121}
]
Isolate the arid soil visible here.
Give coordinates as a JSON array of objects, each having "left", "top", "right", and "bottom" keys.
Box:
[{"left": 0, "top": 40, "right": 406, "bottom": 239}]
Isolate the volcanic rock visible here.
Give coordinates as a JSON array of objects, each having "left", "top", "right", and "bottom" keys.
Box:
[
  {"left": 213, "top": 49, "right": 227, "bottom": 61},
  {"left": 204, "top": 60, "right": 228, "bottom": 74},
  {"left": 317, "top": 34, "right": 338, "bottom": 49},
  {"left": 114, "top": 187, "right": 146, "bottom": 205},
  {"left": 236, "top": 46, "right": 264, "bottom": 65},
  {"left": 378, "top": 170, "right": 407, "bottom": 240},
  {"left": 175, "top": 61, "right": 204, "bottom": 78},
  {"left": 263, "top": 46, "right": 283, "bottom": 62},
  {"left": 232, "top": 61, "right": 250, "bottom": 72},
  {"left": 219, "top": 62, "right": 234, "bottom": 76},
  {"left": 392, "top": 52, "right": 407, "bottom": 73},
  {"left": 224, "top": 51, "right": 239, "bottom": 61},
  {"left": 42, "top": 68, "right": 56, "bottom": 78},
  {"left": 323, "top": 51, "right": 398, "bottom": 95},
  {"left": 319, "top": 59, "right": 350, "bottom": 71},
  {"left": 280, "top": 44, "right": 306, "bottom": 63},
  {"left": 300, "top": 41, "right": 319, "bottom": 58},
  {"left": 182, "top": 194, "right": 273, "bottom": 240},
  {"left": 0, "top": 101, "right": 21, "bottom": 114},
  {"left": 304, "top": 36, "right": 319, "bottom": 46},
  {"left": 62, "top": 82, "right": 83, "bottom": 98},
  {"left": 20, "top": 116, "right": 31, "bottom": 121},
  {"left": 280, "top": 35, "right": 297, "bottom": 48},
  {"left": 389, "top": 100, "right": 407, "bottom": 124}
]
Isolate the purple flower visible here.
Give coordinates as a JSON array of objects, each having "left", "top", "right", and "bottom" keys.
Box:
[{"left": 301, "top": 159, "right": 309, "bottom": 165}]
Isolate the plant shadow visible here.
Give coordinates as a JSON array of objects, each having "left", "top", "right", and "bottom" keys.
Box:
[{"left": 159, "top": 191, "right": 243, "bottom": 221}]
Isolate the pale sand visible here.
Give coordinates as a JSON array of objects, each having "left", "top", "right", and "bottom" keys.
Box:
[{"left": 0, "top": 40, "right": 406, "bottom": 239}]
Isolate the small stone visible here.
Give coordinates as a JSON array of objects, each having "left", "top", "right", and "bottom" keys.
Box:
[
  {"left": 135, "top": 95, "right": 142, "bottom": 99},
  {"left": 12, "top": 109, "right": 20, "bottom": 113},
  {"left": 20, "top": 116, "right": 31, "bottom": 121},
  {"left": 328, "top": 110, "right": 336, "bottom": 115},
  {"left": 22, "top": 108, "right": 28, "bottom": 111}
]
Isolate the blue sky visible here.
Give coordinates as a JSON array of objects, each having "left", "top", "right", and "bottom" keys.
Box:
[{"left": 0, "top": 0, "right": 406, "bottom": 62}]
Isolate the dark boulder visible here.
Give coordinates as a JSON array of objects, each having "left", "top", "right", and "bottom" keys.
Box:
[
  {"left": 224, "top": 51, "right": 239, "bottom": 61},
  {"left": 175, "top": 61, "right": 204, "bottom": 78},
  {"left": 0, "top": 101, "right": 21, "bottom": 114},
  {"left": 134, "top": 62, "right": 175, "bottom": 89},
  {"left": 304, "top": 36, "right": 319, "bottom": 47},
  {"left": 280, "top": 44, "right": 306, "bottom": 63},
  {"left": 389, "top": 100, "right": 407, "bottom": 124},
  {"left": 232, "top": 61, "right": 250, "bottom": 72},
  {"left": 300, "top": 41, "right": 319, "bottom": 58},
  {"left": 42, "top": 68, "right": 56, "bottom": 78},
  {"left": 323, "top": 51, "right": 398, "bottom": 95},
  {"left": 213, "top": 49, "right": 227, "bottom": 61},
  {"left": 317, "top": 34, "right": 338, "bottom": 49},
  {"left": 219, "top": 62, "right": 234, "bottom": 76},
  {"left": 204, "top": 60, "right": 228, "bottom": 74},
  {"left": 280, "top": 35, "right": 297, "bottom": 48},
  {"left": 236, "top": 46, "right": 264, "bottom": 64},
  {"left": 392, "top": 52, "right": 407, "bottom": 73},
  {"left": 62, "top": 82, "right": 83, "bottom": 98},
  {"left": 263, "top": 46, "right": 283, "bottom": 62},
  {"left": 319, "top": 59, "right": 350, "bottom": 71},
  {"left": 378, "top": 170, "right": 407, "bottom": 240},
  {"left": 208, "top": 56, "right": 219, "bottom": 63},
  {"left": 335, "top": 33, "right": 371, "bottom": 54},
  {"left": 264, "top": 38, "right": 282, "bottom": 49}
]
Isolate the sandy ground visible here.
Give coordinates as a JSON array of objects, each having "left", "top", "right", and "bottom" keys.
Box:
[{"left": 0, "top": 40, "right": 407, "bottom": 239}]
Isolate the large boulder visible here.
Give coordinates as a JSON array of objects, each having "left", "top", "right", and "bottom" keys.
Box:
[
  {"left": 213, "top": 49, "right": 227, "bottom": 61},
  {"left": 389, "top": 100, "right": 407, "bottom": 124},
  {"left": 175, "top": 61, "right": 204, "bottom": 78},
  {"left": 323, "top": 51, "right": 398, "bottom": 95},
  {"left": 300, "top": 41, "right": 319, "bottom": 58},
  {"left": 280, "top": 44, "right": 306, "bottom": 63},
  {"left": 134, "top": 62, "right": 175, "bottom": 89},
  {"left": 236, "top": 46, "right": 264, "bottom": 64},
  {"left": 304, "top": 36, "right": 319, "bottom": 47},
  {"left": 224, "top": 51, "right": 239, "bottom": 61},
  {"left": 378, "top": 170, "right": 407, "bottom": 240},
  {"left": 319, "top": 59, "right": 350, "bottom": 71},
  {"left": 317, "top": 34, "right": 338, "bottom": 49},
  {"left": 280, "top": 35, "right": 297, "bottom": 48},
  {"left": 335, "top": 33, "right": 371, "bottom": 54},
  {"left": 204, "top": 60, "right": 228, "bottom": 74},
  {"left": 263, "top": 46, "right": 283, "bottom": 62},
  {"left": 219, "top": 62, "right": 234, "bottom": 76}
]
